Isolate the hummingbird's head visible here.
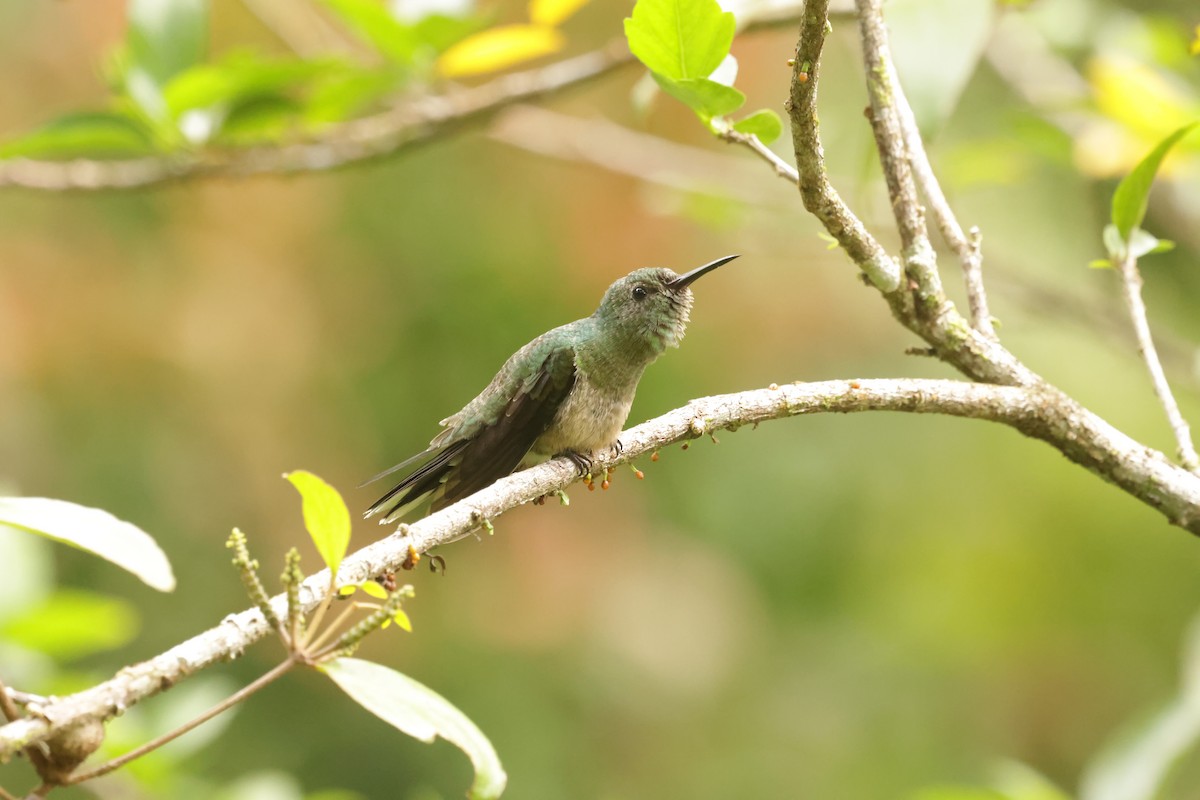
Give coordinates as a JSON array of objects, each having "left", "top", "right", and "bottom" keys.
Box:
[{"left": 594, "top": 255, "right": 739, "bottom": 355}]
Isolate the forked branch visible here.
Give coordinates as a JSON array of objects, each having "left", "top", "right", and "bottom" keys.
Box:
[{"left": 2, "top": 377, "right": 1199, "bottom": 762}]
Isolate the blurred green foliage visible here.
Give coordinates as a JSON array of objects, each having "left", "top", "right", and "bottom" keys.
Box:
[{"left": 2, "top": 0, "right": 1200, "bottom": 798}]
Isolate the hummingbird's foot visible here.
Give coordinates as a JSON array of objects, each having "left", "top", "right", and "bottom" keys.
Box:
[
  {"left": 561, "top": 450, "right": 593, "bottom": 476},
  {"left": 609, "top": 440, "right": 624, "bottom": 457}
]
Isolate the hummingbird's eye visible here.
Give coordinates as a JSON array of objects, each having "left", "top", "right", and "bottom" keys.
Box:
[{"left": 631, "top": 286, "right": 648, "bottom": 300}]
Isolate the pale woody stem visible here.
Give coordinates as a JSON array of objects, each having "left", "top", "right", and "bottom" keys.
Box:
[{"left": 1117, "top": 253, "right": 1200, "bottom": 472}]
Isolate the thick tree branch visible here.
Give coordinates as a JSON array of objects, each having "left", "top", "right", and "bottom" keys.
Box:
[{"left": 2, "top": 378, "right": 1199, "bottom": 760}]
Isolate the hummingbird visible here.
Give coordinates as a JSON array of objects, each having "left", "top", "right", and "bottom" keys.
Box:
[{"left": 364, "top": 254, "right": 739, "bottom": 523}]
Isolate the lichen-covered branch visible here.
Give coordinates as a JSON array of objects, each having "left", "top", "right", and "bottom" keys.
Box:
[
  {"left": 883, "top": 39, "right": 995, "bottom": 339},
  {"left": 789, "top": 0, "right": 1037, "bottom": 386},
  {"left": 3, "top": 377, "right": 1199, "bottom": 760},
  {"left": 782, "top": 1, "right": 1200, "bottom": 503},
  {"left": 787, "top": 0, "right": 901, "bottom": 293}
]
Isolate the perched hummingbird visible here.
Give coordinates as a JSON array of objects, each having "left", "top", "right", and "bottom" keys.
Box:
[{"left": 364, "top": 254, "right": 739, "bottom": 523}]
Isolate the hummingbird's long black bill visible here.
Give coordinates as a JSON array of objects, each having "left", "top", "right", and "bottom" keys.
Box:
[{"left": 666, "top": 254, "right": 740, "bottom": 291}]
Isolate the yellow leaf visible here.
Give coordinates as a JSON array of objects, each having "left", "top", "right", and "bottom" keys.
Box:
[
  {"left": 436, "top": 25, "right": 564, "bottom": 78},
  {"left": 392, "top": 609, "right": 413, "bottom": 632},
  {"left": 529, "top": 0, "right": 591, "bottom": 26},
  {"left": 360, "top": 581, "right": 388, "bottom": 599},
  {"left": 1089, "top": 56, "right": 1198, "bottom": 140},
  {"left": 1192, "top": 26, "right": 1200, "bottom": 57},
  {"left": 338, "top": 585, "right": 358, "bottom": 596}
]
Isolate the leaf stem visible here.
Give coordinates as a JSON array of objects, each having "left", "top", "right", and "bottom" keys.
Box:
[
  {"left": 302, "top": 573, "right": 340, "bottom": 648},
  {"left": 305, "top": 601, "right": 376, "bottom": 654},
  {"left": 718, "top": 129, "right": 798, "bottom": 184},
  {"left": 62, "top": 658, "right": 298, "bottom": 785},
  {"left": 1116, "top": 252, "right": 1200, "bottom": 473}
]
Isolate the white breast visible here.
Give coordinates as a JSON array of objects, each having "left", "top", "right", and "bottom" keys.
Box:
[{"left": 532, "top": 369, "right": 638, "bottom": 456}]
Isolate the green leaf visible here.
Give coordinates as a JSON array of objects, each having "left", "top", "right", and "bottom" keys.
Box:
[
  {"left": 885, "top": 0, "right": 992, "bottom": 129},
  {"left": 1080, "top": 611, "right": 1200, "bottom": 800},
  {"left": 0, "top": 528, "right": 53, "bottom": 623},
  {"left": 0, "top": 497, "right": 175, "bottom": 591},
  {"left": 303, "top": 67, "right": 399, "bottom": 124},
  {"left": 411, "top": 14, "right": 481, "bottom": 53},
  {"left": 284, "top": 471, "right": 351, "bottom": 575},
  {"left": 126, "top": 0, "right": 209, "bottom": 86},
  {"left": 1111, "top": 121, "right": 1199, "bottom": 239},
  {"left": 321, "top": 658, "right": 506, "bottom": 800},
  {"left": 990, "top": 760, "right": 1073, "bottom": 800},
  {"left": 733, "top": 109, "right": 783, "bottom": 143},
  {"left": 163, "top": 55, "right": 329, "bottom": 118},
  {"left": 0, "top": 112, "right": 157, "bottom": 159},
  {"left": 0, "top": 589, "right": 139, "bottom": 659},
  {"left": 624, "top": 0, "right": 735, "bottom": 80},
  {"left": 321, "top": 0, "right": 419, "bottom": 63},
  {"left": 218, "top": 95, "right": 305, "bottom": 145},
  {"left": 653, "top": 74, "right": 744, "bottom": 121}
]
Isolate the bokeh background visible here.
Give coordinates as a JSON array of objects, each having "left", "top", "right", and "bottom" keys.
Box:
[{"left": 3, "top": 0, "right": 1200, "bottom": 797}]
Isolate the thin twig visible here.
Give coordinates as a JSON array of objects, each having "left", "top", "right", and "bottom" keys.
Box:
[
  {"left": 0, "top": 676, "right": 53, "bottom": 788},
  {"left": 489, "top": 106, "right": 793, "bottom": 206},
  {"left": 0, "top": 8, "right": 808, "bottom": 193},
  {"left": 718, "top": 129, "right": 799, "bottom": 184},
  {"left": 305, "top": 601, "right": 374, "bottom": 654},
  {"left": 1116, "top": 253, "right": 1200, "bottom": 472},
  {"left": 62, "top": 658, "right": 298, "bottom": 785},
  {"left": 854, "top": 0, "right": 941, "bottom": 299},
  {"left": 0, "top": 677, "right": 19, "bottom": 723},
  {"left": 302, "top": 574, "right": 339, "bottom": 647},
  {"left": 0, "top": 40, "right": 636, "bottom": 191},
  {"left": 883, "top": 53, "right": 996, "bottom": 339}
]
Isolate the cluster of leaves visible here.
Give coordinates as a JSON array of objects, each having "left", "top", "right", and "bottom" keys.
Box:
[
  {"left": 279, "top": 470, "right": 508, "bottom": 800},
  {"left": 0, "top": 0, "right": 593, "bottom": 161},
  {"left": 0, "top": 471, "right": 505, "bottom": 799},
  {"left": 623, "top": 0, "right": 782, "bottom": 143}
]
